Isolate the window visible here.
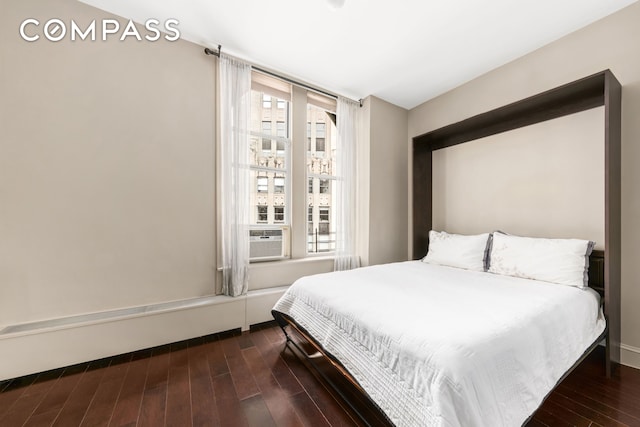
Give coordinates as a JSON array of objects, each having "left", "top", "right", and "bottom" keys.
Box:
[
  {"left": 257, "top": 206, "right": 268, "bottom": 223},
  {"left": 315, "top": 123, "right": 326, "bottom": 152},
  {"left": 308, "top": 205, "right": 314, "bottom": 234},
  {"left": 319, "top": 179, "right": 330, "bottom": 194},
  {"left": 319, "top": 207, "right": 330, "bottom": 235},
  {"left": 250, "top": 81, "right": 291, "bottom": 256},
  {"left": 250, "top": 72, "right": 338, "bottom": 259},
  {"left": 274, "top": 176, "right": 285, "bottom": 193},
  {"left": 274, "top": 206, "right": 285, "bottom": 223},
  {"left": 262, "top": 121, "right": 271, "bottom": 153},
  {"left": 307, "top": 103, "right": 337, "bottom": 253},
  {"left": 257, "top": 176, "right": 268, "bottom": 193},
  {"left": 319, "top": 207, "right": 329, "bottom": 221}
]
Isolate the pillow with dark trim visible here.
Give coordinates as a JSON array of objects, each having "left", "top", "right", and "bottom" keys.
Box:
[{"left": 488, "top": 232, "right": 594, "bottom": 288}]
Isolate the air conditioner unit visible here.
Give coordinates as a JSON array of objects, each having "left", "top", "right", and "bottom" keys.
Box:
[{"left": 250, "top": 227, "right": 288, "bottom": 261}]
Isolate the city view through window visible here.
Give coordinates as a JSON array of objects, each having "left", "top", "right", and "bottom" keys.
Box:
[{"left": 249, "top": 89, "right": 337, "bottom": 258}]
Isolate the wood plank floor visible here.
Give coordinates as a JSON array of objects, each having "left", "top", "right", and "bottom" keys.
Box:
[{"left": 1, "top": 321, "right": 639, "bottom": 426}]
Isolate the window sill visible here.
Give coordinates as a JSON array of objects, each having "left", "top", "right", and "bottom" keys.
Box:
[
  {"left": 250, "top": 254, "right": 334, "bottom": 266},
  {"left": 248, "top": 255, "right": 335, "bottom": 291}
]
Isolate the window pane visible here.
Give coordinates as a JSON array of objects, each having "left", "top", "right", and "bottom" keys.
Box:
[
  {"left": 274, "top": 206, "right": 285, "bottom": 223},
  {"left": 308, "top": 201, "right": 334, "bottom": 252},
  {"left": 257, "top": 176, "right": 268, "bottom": 193},
  {"left": 307, "top": 103, "right": 337, "bottom": 254},
  {"left": 262, "top": 95, "right": 271, "bottom": 108},
  {"left": 257, "top": 206, "right": 268, "bottom": 223},
  {"left": 319, "top": 223, "right": 330, "bottom": 235},
  {"left": 277, "top": 99, "right": 286, "bottom": 109},
  {"left": 250, "top": 170, "right": 288, "bottom": 226},
  {"left": 319, "top": 207, "right": 329, "bottom": 221},
  {"left": 319, "top": 179, "right": 330, "bottom": 194},
  {"left": 274, "top": 176, "right": 285, "bottom": 193},
  {"left": 306, "top": 104, "right": 335, "bottom": 176}
]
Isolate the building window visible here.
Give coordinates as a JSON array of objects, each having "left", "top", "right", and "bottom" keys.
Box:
[
  {"left": 257, "top": 176, "right": 268, "bottom": 193},
  {"left": 319, "top": 207, "right": 330, "bottom": 235},
  {"left": 319, "top": 179, "right": 330, "bottom": 194},
  {"left": 319, "top": 207, "right": 329, "bottom": 222},
  {"left": 315, "top": 122, "right": 326, "bottom": 152},
  {"left": 262, "top": 121, "right": 271, "bottom": 153},
  {"left": 276, "top": 140, "right": 285, "bottom": 156},
  {"left": 277, "top": 99, "right": 286, "bottom": 109},
  {"left": 274, "top": 176, "right": 285, "bottom": 193},
  {"left": 308, "top": 178, "right": 313, "bottom": 194},
  {"left": 257, "top": 206, "right": 268, "bottom": 223},
  {"left": 274, "top": 206, "right": 285, "bottom": 223},
  {"left": 276, "top": 121, "right": 286, "bottom": 138},
  {"left": 262, "top": 95, "right": 271, "bottom": 109}
]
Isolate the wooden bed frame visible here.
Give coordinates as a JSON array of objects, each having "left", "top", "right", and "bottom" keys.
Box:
[
  {"left": 273, "top": 70, "right": 622, "bottom": 424},
  {"left": 412, "top": 69, "right": 621, "bottom": 377}
]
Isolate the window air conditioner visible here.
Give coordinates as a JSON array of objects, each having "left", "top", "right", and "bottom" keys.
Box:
[{"left": 249, "top": 227, "right": 288, "bottom": 261}]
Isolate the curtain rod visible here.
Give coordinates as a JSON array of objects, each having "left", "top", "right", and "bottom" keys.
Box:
[{"left": 204, "top": 46, "right": 363, "bottom": 107}]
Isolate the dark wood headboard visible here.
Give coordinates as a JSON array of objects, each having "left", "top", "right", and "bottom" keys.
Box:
[
  {"left": 589, "top": 249, "right": 605, "bottom": 296},
  {"left": 412, "top": 70, "right": 621, "bottom": 375}
]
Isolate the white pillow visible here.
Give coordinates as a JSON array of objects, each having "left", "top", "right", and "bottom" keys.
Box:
[
  {"left": 422, "top": 230, "right": 490, "bottom": 272},
  {"left": 488, "top": 232, "right": 594, "bottom": 288}
]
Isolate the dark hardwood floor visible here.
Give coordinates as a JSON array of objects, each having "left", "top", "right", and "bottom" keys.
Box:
[{"left": 1, "top": 322, "right": 639, "bottom": 426}]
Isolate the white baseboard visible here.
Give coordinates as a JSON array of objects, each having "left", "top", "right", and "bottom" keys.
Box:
[
  {"left": 0, "top": 287, "right": 288, "bottom": 381},
  {"left": 621, "top": 343, "right": 640, "bottom": 369}
]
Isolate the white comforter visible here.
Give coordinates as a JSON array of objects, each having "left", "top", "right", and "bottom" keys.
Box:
[{"left": 272, "top": 261, "right": 605, "bottom": 427}]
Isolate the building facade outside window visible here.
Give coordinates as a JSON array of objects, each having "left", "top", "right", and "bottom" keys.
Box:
[{"left": 249, "top": 72, "right": 337, "bottom": 259}]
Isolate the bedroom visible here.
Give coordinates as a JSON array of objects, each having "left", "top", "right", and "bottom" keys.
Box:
[{"left": 1, "top": 0, "right": 640, "bottom": 425}]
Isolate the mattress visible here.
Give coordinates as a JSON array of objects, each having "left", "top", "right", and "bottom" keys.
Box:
[{"left": 272, "top": 261, "right": 606, "bottom": 427}]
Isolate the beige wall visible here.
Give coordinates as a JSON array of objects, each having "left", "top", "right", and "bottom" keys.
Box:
[
  {"left": 408, "top": 1, "right": 640, "bottom": 367},
  {"left": 0, "top": 0, "right": 216, "bottom": 326},
  {"left": 368, "top": 96, "right": 409, "bottom": 265},
  {"left": 432, "top": 107, "right": 605, "bottom": 246}
]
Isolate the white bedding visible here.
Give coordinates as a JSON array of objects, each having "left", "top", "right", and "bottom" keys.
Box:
[{"left": 272, "top": 261, "right": 606, "bottom": 427}]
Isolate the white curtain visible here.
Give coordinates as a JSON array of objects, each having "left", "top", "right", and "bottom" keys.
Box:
[
  {"left": 334, "top": 97, "right": 361, "bottom": 271},
  {"left": 219, "top": 54, "right": 252, "bottom": 296}
]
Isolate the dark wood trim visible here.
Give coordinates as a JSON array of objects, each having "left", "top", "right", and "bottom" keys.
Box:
[
  {"left": 412, "top": 70, "right": 622, "bottom": 376},
  {"left": 604, "top": 70, "right": 622, "bottom": 375},
  {"left": 412, "top": 145, "right": 432, "bottom": 258}
]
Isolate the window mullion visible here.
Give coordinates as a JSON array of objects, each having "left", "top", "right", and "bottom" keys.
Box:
[{"left": 290, "top": 86, "right": 308, "bottom": 258}]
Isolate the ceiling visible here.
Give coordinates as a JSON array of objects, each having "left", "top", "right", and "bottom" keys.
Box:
[{"left": 80, "top": 0, "right": 636, "bottom": 109}]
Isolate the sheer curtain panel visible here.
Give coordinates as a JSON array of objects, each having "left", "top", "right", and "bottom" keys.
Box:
[
  {"left": 334, "top": 97, "right": 361, "bottom": 271},
  {"left": 219, "top": 54, "right": 252, "bottom": 296}
]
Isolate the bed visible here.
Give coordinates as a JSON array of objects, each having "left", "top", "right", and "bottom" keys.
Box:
[
  {"left": 271, "top": 70, "right": 621, "bottom": 426},
  {"left": 273, "top": 259, "right": 606, "bottom": 426}
]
